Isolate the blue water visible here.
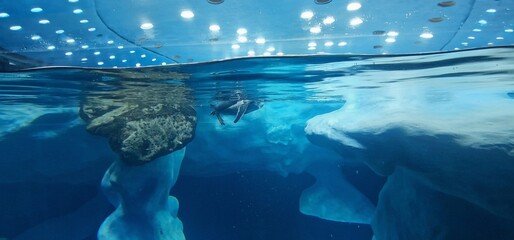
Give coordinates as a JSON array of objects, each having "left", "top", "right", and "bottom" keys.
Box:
[{"left": 1, "top": 47, "right": 514, "bottom": 240}]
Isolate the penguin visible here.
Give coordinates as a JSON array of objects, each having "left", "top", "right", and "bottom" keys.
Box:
[{"left": 210, "top": 99, "right": 262, "bottom": 125}]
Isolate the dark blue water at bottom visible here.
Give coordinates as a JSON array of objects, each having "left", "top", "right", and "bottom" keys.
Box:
[{"left": 174, "top": 164, "right": 384, "bottom": 240}]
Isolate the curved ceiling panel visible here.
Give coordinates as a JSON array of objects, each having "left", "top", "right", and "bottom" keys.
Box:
[
  {"left": 441, "top": 0, "right": 514, "bottom": 51},
  {"left": 0, "top": 0, "right": 513, "bottom": 68}
]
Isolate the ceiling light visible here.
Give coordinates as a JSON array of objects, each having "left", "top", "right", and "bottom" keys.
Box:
[
  {"left": 349, "top": 17, "right": 363, "bottom": 26},
  {"left": 237, "top": 28, "right": 247, "bottom": 35},
  {"left": 310, "top": 26, "right": 321, "bottom": 34},
  {"left": 385, "top": 38, "right": 396, "bottom": 43},
  {"left": 10, "top": 25, "right": 22, "bottom": 31},
  {"left": 420, "top": 32, "right": 433, "bottom": 39},
  {"left": 323, "top": 16, "right": 335, "bottom": 25},
  {"left": 209, "top": 24, "right": 220, "bottom": 31},
  {"left": 181, "top": 10, "right": 194, "bottom": 19},
  {"left": 300, "top": 11, "right": 314, "bottom": 20},
  {"left": 255, "top": 38, "right": 266, "bottom": 44},
  {"left": 237, "top": 36, "right": 248, "bottom": 42},
  {"left": 347, "top": 2, "right": 362, "bottom": 11},
  {"left": 140, "top": 23, "right": 154, "bottom": 30},
  {"left": 31, "top": 8, "right": 43, "bottom": 13}
]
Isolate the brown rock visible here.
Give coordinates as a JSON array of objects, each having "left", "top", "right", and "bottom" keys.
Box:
[{"left": 80, "top": 75, "right": 196, "bottom": 165}]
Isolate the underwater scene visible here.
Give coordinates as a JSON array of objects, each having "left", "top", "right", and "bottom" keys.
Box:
[{"left": 1, "top": 46, "right": 514, "bottom": 240}]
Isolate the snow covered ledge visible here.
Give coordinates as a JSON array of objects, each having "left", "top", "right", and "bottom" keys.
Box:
[{"left": 98, "top": 149, "right": 185, "bottom": 240}]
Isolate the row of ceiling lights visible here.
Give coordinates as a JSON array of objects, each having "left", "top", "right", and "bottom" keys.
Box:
[
  {"left": 0, "top": 0, "right": 169, "bottom": 67},
  {"left": 1, "top": 0, "right": 512, "bottom": 66}
]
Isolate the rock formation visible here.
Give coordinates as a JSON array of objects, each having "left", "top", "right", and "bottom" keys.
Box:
[{"left": 80, "top": 80, "right": 196, "bottom": 164}]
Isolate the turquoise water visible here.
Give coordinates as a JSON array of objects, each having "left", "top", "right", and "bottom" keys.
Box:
[{"left": 1, "top": 47, "right": 514, "bottom": 240}]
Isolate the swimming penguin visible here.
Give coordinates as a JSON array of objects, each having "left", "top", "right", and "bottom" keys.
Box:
[{"left": 210, "top": 99, "right": 263, "bottom": 125}]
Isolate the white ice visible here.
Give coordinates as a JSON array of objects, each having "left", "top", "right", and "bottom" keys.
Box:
[
  {"left": 98, "top": 149, "right": 186, "bottom": 240},
  {"left": 304, "top": 48, "right": 514, "bottom": 239}
]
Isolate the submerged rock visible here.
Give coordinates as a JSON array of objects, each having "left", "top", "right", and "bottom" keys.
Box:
[{"left": 80, "top": 80, "right": 196, "bottom": 164}]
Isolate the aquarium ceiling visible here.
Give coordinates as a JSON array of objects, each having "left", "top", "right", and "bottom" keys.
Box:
[{"left": 0, "top": 0, "right": 513, "bottom": 68}]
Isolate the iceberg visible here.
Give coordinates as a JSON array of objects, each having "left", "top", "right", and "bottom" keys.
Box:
[
  {"left": 0, "top": 105, "right": 77, "bottom": 140},
  {"left": 304, "top": 49, "right": 514, "bottom": 239},
  {"left": 305, "top": 78, "right": 514, "bottom": 218},
  {"left": 299, "top": 162, "right": 375, "bottom": 224},
  {"left": 98, "top": 149, "right": 186, "bottom": 240},
  {"left": 372, "top": 168, "right": 514, "bottom": 240}
]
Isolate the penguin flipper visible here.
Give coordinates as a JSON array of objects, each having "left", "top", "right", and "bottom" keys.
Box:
[
  {"left": 233, "top": 101, "right": 250, "bottom": 123},
  {"left": 215, "top": 112, "right": 225, "bottom": 125}
]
